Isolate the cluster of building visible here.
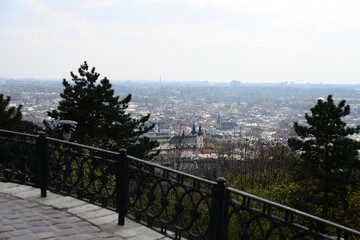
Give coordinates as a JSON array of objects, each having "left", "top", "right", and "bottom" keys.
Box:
[
  {"left": 140, "top": 100, "right": 300, "bottom": 148},
  {"left": 2, "top": 79, "right": 360, "bottom": 163},
  {"left": 3, "top": 92, "right": 60, "bottom": 127}
]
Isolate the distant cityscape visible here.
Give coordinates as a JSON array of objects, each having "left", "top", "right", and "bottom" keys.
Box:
[{"left": 1, "top": 78, "right": 360, "bottom": 154}]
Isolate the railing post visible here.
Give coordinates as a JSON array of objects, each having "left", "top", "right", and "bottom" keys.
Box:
[
  {"left": 211, "top": 177, "right": 228, "bottom": 240},
  {"left": 37, "top": 131, "right": 48, "bottom": 198},
  {"left": 116, "top": 148, "right": 128, "bottom": 226}
]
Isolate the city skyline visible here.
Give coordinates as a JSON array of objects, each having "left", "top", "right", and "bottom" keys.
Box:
[{"left": 1, "top": 0, "right": 360, "bottom": 84}]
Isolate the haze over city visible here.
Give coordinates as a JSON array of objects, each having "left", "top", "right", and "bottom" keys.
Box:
[{"left": 1, "top": 0, "right": 360, "bottom": 84}]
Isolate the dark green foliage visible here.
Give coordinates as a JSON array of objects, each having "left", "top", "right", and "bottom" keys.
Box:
[
  {"left": 47, "top": 61, "right": 158, "bottom": 159},
  {"left": 288, "top": 95, "right": 360, "bottom": 220},
  {"left": 0, "top": 94, "right": 39, "bottom": 133}
]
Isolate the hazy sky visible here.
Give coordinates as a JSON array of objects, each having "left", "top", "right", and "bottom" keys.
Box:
[{"left": 1, "top": 0, "right": 360, "bottom": 83}]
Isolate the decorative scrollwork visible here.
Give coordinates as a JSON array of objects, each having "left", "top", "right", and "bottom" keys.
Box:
[
  {"left": 127, "top": 158, "right": 214, "bottom": 239},
  {"left": 0, "top": 131, "right": 37, "bottom": 184},
  {"left": 47, "top": 139, "right": 118, "bottom": 209},
  {"left": 1, "top": 130, "right": 359, "bottom": 240},
  {"left": 226, "top": 188, "right": 357, "bottom": 240}
]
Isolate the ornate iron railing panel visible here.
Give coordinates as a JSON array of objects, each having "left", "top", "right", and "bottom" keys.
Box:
[
  {"left": 46, "top": 137, "right": 119, "bottom": 210},
  {"left": 0, "top": 129, "right": 359, "bottom": 240},
  {"left": 127, "top": 155, "right": 216, "bottom": 239},
  {"left": 226, "top": 187, "right": 359, "bottom": 240},
  {"left": 0, "top": 130, "right": 38, "bottom": 186}
]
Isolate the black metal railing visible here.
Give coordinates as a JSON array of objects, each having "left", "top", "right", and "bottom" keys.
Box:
[
  {"left": 126, "top": 155, "right": 216, "bottom": 239},
  {"left": 0, "top": 129, "right": 359, "bottom": 240}
]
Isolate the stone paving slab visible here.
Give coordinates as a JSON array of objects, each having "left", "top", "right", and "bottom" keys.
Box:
[
  {"left": 77, "top": 208, "right": 114, "bottom": 219},
  {"left": 12, "top": 189, "right": 40, "bottom": 199},
  {"left": 0, "top": 182, "right": 18, "bottom": 190},
  {"left": 0, "top": 185, "right": 32, "bottom": 194},
  {"left": 67, "top": 204, "right": 100, "bottom": 215},
  {"left": 0, "top": 182, "right": 172, "bottom": 240},
  {"left": 41, "top": 196, "right": 86, "bottom": 209}
]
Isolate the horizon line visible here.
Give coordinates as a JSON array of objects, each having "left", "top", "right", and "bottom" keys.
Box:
[{"left": 1, "top": 77, "right": 360, "bottom": 86}]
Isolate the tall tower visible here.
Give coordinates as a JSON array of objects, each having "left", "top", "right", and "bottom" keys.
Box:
[
  {"left": 191, "top": 123, "right": 197, "bottom": 135},
  {"left": 216, "top": 115, "right": 221, "bottom": 129},
  {"left": 196, "top": 124, "right": 204, "bottom": 148},
  {"left": 197, "top": 124, "right": 203, "bottom": 136}
]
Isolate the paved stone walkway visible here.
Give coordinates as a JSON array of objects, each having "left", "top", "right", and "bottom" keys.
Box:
[{"left": 0, "top": 182, "right": 172, "bottom": 240}]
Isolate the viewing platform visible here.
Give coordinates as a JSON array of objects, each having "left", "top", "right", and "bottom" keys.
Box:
[
  {"left": 1, "top": 129, "right": 359, "bottom": 240},
  {"left": 0, "top": 182, "right": 171, "bottom": 240}
]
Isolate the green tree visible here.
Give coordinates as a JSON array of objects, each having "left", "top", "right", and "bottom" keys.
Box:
[
  {"left": 288, "top": 95, "right": 360, "bottom": 221},
  {"left": 47, "top": 61, "right": 158, "bottom": 159},
  {"left": 0, "top": 94, "right": 39, "bottom": 133}
]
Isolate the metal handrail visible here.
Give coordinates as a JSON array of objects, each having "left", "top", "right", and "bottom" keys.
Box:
[
  {"left": 228, "top": 187, "right": 360, "bottom": 236},
  {"left": 0, "top": 129, "right": 359, "bottom": 240},
  {"left": 0, "top": 128, "right": 37, "bottom": 138},
  {"left": 128, "top": 155, "right": 216, "bottom": 185}
]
